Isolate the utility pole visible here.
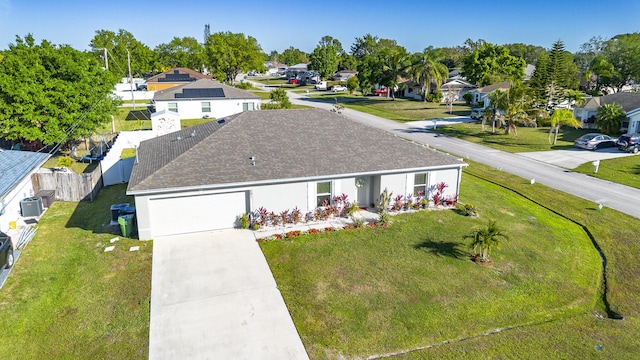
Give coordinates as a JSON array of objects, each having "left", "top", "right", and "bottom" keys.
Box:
[
  {"left": 101, "top": 48, "right": 108, "bottom": 70},
  {"left": 127, "top": 49, "right": 135, "bottom": 108}
]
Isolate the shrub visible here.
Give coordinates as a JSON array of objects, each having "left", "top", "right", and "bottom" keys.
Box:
[
  {"left": 291, "top": 207, "right": 302, "bottom": 224},
  {"left": 235, "top": 82, "right": 252, "bottom": 90},
  {"left": 57, "top": 156, "right": 73, "bottom": 168},
  {"left": 462, "top": 93, "right": 472, "bottom": 105},
  {"left": 238, "top": 213, "right": 250, "bottom": 229},
  {"left": 270, "top": 88, "right": 291, "bottom": 109},
  {"left": 377, "top": 211, "right": 391, "bottom": 227},
  {"left": 426, "top": 91, "right": 443, "bottom": 103},
  {"left": 352, "top": 216, "right": 366, "bottom": 228},
  {"left": 347, "top": 76, "right": 359, "bottom": 93},
  {"left": 459, "top": 203, "right": 478, "bottom": 217}
]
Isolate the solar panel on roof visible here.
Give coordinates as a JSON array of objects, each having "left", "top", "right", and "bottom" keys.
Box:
[{"left": 175, "top": 88, "right": 225, "bottom": 98}]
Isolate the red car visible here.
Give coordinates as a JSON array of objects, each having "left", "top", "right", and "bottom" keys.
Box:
[
  {"left": 288, "top": 79, "right": 299, "bottom": 84},
  {"left": 373, "top": 88, "right": 387, "bottom": 96}
]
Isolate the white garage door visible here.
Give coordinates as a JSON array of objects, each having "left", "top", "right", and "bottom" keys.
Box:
[{"left": 149, "top": 191, "right": 247, "bottom": 237}]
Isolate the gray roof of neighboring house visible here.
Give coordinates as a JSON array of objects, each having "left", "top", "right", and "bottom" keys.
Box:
[
  {"left": 146, "top": 68, "right": 211, "bottom": 83},
  {"left": 127, "top": 108, "right": 466, "bottom": 193},
  {"left": 0, "top": 150, "right": 50, "bottom": 200},
  {"left": 578, "top": 92, "right": 640, "bottom": 112},
  {"left": 474, "top": 81, "right": 511, "bottom": 93},
  {"left": 153, "top": 79, "right": 259, "bottom": 102}
]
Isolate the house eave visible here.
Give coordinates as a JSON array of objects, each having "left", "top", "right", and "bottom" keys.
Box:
[{"left": 126, "top": 162, "right": 467, "bottom": 197}]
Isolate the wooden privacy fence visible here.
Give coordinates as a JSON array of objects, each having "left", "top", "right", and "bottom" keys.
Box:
[{"left": 32, "top": 165, "right": 103, "bottom": 202}]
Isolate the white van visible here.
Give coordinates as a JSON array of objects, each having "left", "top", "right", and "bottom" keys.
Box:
[{"left": 314, "top": 81, "right": 327, "bottom": 90}]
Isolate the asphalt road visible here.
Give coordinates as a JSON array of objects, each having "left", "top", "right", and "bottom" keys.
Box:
[{"left": 287, "top": 91, "right": 640, "bottom": 219}]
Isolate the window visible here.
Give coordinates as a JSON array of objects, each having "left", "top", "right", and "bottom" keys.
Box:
[
  {"left": 414, "top": 173, "right": 427, "bottom": 196},
  {"left": 317, "top": 181, "right": 331, "bottom": 206},
  {"left": 243, "top": 102, "right": 255, "bottom": 111},
  {"left": 168, "top": 102, "right": 178, "bottom": 112},
  {"left": 201, "top": 102, "right": 211, "bottom": 113}
]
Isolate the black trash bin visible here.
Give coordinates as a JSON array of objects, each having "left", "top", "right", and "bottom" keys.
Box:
[{"left": 110, "top": 203, "right": 130, "bottom": 224}]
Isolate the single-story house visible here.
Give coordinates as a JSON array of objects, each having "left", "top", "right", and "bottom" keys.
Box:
[
  {"left": 401, "top": 80, "right": 423, "bottom": 100},
  {"left": 468, "top": 81, "right": 511, "bottom": 107},
  {"left": 286, "top": 63, "right": 308, "bottom": 82},
  {"left": 574, "top": 92, "right": 640, "bottom": 131},
  {"left": 127, "top": 108, "right": 468, "bottom": 240},
  {"left": 440, "top": 79, "right": 477, "bottom": 101},
  {"left": 152, "top": 79, "right": 261, "bottom": 120},
  {"left": 0, "top": 150, "right": 50, "bottom": 233},
  {"left": 265, "top": 61, "right": 288, "bottom": 76},
  {"left": 145, "top": 68, "right": 211, "bottom": 91},
  {"left": 332, "top": 70, "right": 358, "bottom": 82}
]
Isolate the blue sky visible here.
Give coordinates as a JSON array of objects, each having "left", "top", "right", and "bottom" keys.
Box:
[{"left": 1, "top": 0, "right": 639, "bottom": 54}]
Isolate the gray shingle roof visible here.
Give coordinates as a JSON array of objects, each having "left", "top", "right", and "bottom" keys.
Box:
[
  {"left": 577, "top": 92, "right": 640, "bottom": 112},
  {"left": 127, "top": 108, "right": 466, "bottom": 193},
  {"left": 0, "top": 150, "right": 50, "bottom": 200},
  {"left": 153, "top": 79, "right": 259, "bottom": 101}
]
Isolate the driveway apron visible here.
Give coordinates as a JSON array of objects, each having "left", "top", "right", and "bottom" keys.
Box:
[{"left": 149, "top": 229, "right": 309, "bottom": 359}]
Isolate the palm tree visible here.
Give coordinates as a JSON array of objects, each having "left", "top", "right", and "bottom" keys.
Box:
[
  {"left": 596, "top": 103, "right": 625, "bottom": 134},
  {"left": 493, "top": 80, "right": 530, "bottom": 136},
  {"left": 463, "top": 220, "right": 509, "bottom": 262},
  {"left": 548, "top": 108, "right": 583, "bottom": 145},
  {"left": 382, "top": 47, "right": 410, "bottom": 100},
  {"left": 410, "top": 47, "right": 449, "bottom": 102}
]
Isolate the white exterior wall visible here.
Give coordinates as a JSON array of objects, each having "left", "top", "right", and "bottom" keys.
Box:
[
  {"left": 574, "top": 108, "right": 598, "bottom": 129},
  {"left": 379, "top": 174, "right": 409, "bottom": 202},
  {"left": 0, "top": 173, "right": 36, "bottom": 233},
  {"left": 337, "top": 178, "right": 357, "bottom": 204},
  {"left": 154, "top": 98, "right": 261, "bottom": 120},
  {"left": 251, "top": 182, "right": 308, "bottom": 213},
  {"left": 430, "top": 168, "right": 463, "bottom": 198}
]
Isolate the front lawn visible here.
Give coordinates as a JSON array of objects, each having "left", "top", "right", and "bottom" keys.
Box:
[
  {"left": 0, "top": 184, "right": 152, "bottom": 359},
  {"left": 261, "top": 172, "right": 601, "bottom": 359},
  {"left": 338, "top": 97, "right": 472, "bottom": 122},
  {"left": 433, "top": 122, "right": 592, "bottom": 153},
  {"left": 573, "top": 155, "right": 640, "bottom": 188}
]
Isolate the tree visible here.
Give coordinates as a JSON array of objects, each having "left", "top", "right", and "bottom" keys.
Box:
[
  {"left": 492, "top": 80, "right": 530, "bottom": 135},
  {"left": 154, "top": 37, "right": 204, "bottom": 72},
  {"left": 381, "top": 46, "right": 410, "bottom": 100},
  {"left": 596, "top": 103, "right": 625, "bottom": 134},
  {"left": 548, "top": 108, "right": 582, "bottom": 145},
  {"left": 461, "top": 42, "right": 526, "bottom": 86},
  {"left": 503, "top": 43, "right": 546, "bottom": 64},
  {"left": 410, "top": 47, "right": 449, "bottom": 101},
  {"left": 0, "top": 35, "right": 119, "bottom": 145},
  {"left": 346, "top": 76, "right": 359, "bottom": 94},
  {"left": 204, "top": 31, "right": 265, "bottom": 84},
  {"left": 463, "top": 220, "right": 509, "bottom": 262},
  {"left": 309, "top": 36, "right": 342, "bottom": 79},
  {"left": 89, "top": 29, "right": 156, "bottom": 78},
  {"left": 280, "top": 46, "right": 308, "bottom": 66},
  {"left": 601, "top": 33, "right": 640, "bottom": 92},
  {"left": 268, "top": 88, "right": 291, "bottom": 108}
]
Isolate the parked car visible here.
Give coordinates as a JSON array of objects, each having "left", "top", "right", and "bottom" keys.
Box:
[
  {"left": 373, "top": 88, "right": 387, "bottom": 96},
  {"left": 0, "top": 231, "right": 14, "bottom": 270},
  {"left": 573, "top": 133, "right": 618, "bottom": 150},
  {"left": 331, "top": 85, "right": 347, "bottom": 92},
  {"left": 288, "top": 79, "right": 299, "bottom": 85},
  {"left": 470, "top": 109, "right": 485, "bottom": 119},
  {"left": 617, "top": 133, "right": 640, "bottom": 153},
  {"left": 314, "top": 81, "right": 328, "bottom": 90}
]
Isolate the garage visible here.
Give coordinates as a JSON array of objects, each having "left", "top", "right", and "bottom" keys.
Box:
[{"left": 148, "top": 191, "right": 247, "bottom": 237}]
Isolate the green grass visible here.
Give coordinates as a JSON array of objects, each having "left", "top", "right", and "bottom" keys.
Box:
[
  {"left": 573, "top": 155, "right": 640, "bottom": 188},
  {"left": 337, "top": 97, "right": 472, "bottom": 122},
  {"left": 261, "top": 171, "right": 605, "bottom": 359},
  {"left": 250, "top": 91, "right": 272, "bottom": 100},
  {"left": 0, "top": 184, "right": 152, "bottom": 359},
  {"left": 120, "top": 148, "right": 136, "bottom": 159},
  {"left": 433, "top": 122, "right": 593, "bottom": 153},
  {"left": 42, "top": 156, "right": 99, "bottom": 174}
]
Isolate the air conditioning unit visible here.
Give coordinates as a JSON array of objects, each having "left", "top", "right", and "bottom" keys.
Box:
[{"left": 20, "top": 197, "right": 44, "bottom": 217}]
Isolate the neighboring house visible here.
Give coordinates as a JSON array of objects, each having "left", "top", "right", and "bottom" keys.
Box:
[
  {"left": 286, "top": 63, "right": 308, "bottom": 82},
  {"left": 440, "top": 79, "right": 477, "bottom": 101},
  {"left": 265, "top": 61, "right": 287, "bottom": 76},
  {"left": 0, "top": 150, "right": 50, "bottom": 233},
  {"left": 468, "top": 81, "right": 511, "bottom": 107},
  {"left": 524, "top": 64, "right": 536, "bottom": 82},
  {"left": 152, "top": 79, "right": 261, "bottom": 120},
  {"left": 127, "top": 108, "right": 468, "bottom": 240},
  {"left": 145, "top": 68, "right": 211, "bottom": 91},
  {"left": 574, "top": 92, "right": 640, "bottom": 131},
  {"left": 332, "top": 70, "right": 358, "bottom": 82},
  {"left": 400, "top": 80, "right": 422, "bottom": 100},
  {"left": 302, "top": 71, "right": 321, "bottom": 85}
]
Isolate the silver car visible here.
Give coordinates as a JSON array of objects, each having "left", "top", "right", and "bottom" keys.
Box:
[{"left": 574, "top": 133, "right": 617, "bottom": 150}]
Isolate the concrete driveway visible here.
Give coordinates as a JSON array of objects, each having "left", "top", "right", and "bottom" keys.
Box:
[
  {"left": 517, "top": 147, "right": 636, "bottom": 169},
  {"left": 149, "top": 229, "right": 308, "bottom": 360}
]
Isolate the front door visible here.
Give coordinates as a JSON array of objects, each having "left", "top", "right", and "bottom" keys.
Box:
[{"left": 356, "top": 176, "right": 372, "bottom": 208}]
